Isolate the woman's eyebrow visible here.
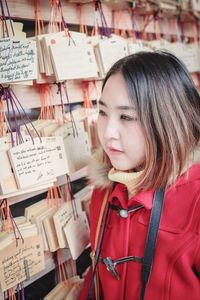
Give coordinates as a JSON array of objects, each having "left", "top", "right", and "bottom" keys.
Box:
[
  {"left": 99, "top": 99, "right": 136, "bottom": 110},
  {"left": 99, "top": 99, "right": 107, "bottom": 107}
]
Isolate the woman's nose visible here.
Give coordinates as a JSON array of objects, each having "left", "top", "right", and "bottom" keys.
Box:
[{"left": 104, "top": 119, "right": 119, "bottom": 140}]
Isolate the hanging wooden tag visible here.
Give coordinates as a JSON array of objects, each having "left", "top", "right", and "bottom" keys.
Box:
[
  {"left": 53, "top": 200, "right": 81, "bottom": 249},
  {"left": 0, "top": 235, "right": 44, "bottom": 292},
  {"left": 0, "top": 37, "right": 37, "bottom": 84},
  {"left": 8, "top": 136, "right": 68, "bottom": 189},
  {"left": 52, "top": 175, "right": 77, "bottom": 249},
  {"left": 94, "top": 35, "right": 128, "bottom": 77},
  {"left": 63, "top": 211, "right": 90, "bottom": 260},
  {"left": 43, "top": 207, "right": 60, "bottom": 252},
  {"left": 41, "top": 31, "right": 87, "bottom": 76},
  {"left": 50, "top": 41, "right": 98, "bottom": 81},
  {"left": 63, "top": 131, "right": 92, "bottom": 173}
]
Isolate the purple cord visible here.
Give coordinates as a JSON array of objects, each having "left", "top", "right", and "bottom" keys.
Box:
[
  {"left": 57, "top": 82, "right": 64, "bottom": 115},
  {"left": 4, "top": 0, "right": 15, "bottom": 36},
  {"left": 9, "top": 209, "right": 24, "bottom": 246},
  {"left": 0, "top": 0, "right": 15, "bottom": 37},
  {"left": 10, "top": 88, "right": 42, "bottom": 143},
  {"left": 0, "top": 0, "right": 8, "bottom": 37},
  {"left": 7, "top": 88, "right": 24, "bottom": 145},
  {"left": 21, "top": 282, "right": 25, "bottom": 300},
  {"left": 98, "top": 1, "right": 111, "bottom": 37},
  {"left": 1, "top": 85, "right": 42, "bottom": 146},
  {"left": 3, "top": 87, "right": 15, "bottom": 147}
]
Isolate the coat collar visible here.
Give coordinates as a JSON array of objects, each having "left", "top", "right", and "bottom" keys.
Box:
[
  {"left": 108, "top": 163, "right": 200, "bottom": 211},
  {"left": 108, "top": 183, "right": 154, "bottom": 210}
]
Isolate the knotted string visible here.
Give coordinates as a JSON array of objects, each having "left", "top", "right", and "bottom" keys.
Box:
[
  {"left": 56, "top": 82, "right": 66, "bottom": 123},
  {"left": 0, "top": 199, "right": 24, "bottom": 246},
  {"left": 93, "top": 0, "right": 111, "bottom": 37},
  {"left": 78, "top": 3, "right": 88, "bottom": 35},
  {"left": 48, "top": 0, "right": 75, "bottom": 47},
  {"left": 34, "top": 0, "right": 45, "bottom": 36},
  {"left": 57, "top": 0, "right": 76, "bottom": 45},
  {"left": 39, "top": 84, "right": 55, "bottom": 120},
  {"left": 46, "top": 182, "right": 62, "bottom": 208},
  {"left": 0, "top": 97, "right": 7, "bottom": 137},
  {"left": 55, "top": 249, "right": 69, "bottom": 283},
  {"left": 0, "top": 85, "right": 41, "bottom": 146},
  {"left": 4, "top": 282, "right": 25, "bottom": 300}
]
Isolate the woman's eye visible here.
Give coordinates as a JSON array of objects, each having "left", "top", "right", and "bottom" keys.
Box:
[
  {"left": 120, "top": 114, "right": 137, "bottom": 121},
  {"left": 99, "top": 110, "right": 107, "bottom": 116}
]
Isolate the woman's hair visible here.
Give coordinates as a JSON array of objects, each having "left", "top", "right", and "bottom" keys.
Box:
[{"left": 102, "top": 51, "right": 200, "bottom": 191}]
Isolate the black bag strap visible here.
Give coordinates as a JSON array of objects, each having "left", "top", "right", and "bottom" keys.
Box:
[{"left": 140, "top": 188, "right": 165, "bottom": 300}]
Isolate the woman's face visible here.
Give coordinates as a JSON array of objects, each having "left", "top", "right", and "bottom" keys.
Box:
[{"left": 97, "top": 73, "right": 146, "bottom": 171}]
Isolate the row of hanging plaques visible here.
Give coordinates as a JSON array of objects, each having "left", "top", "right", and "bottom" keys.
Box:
[
  {"left": 1, "top": 23, "right": 200, "bottom": 86},
  {"left": 0, "top": 107, "right": 98, "bottom": 199},
  {"left": 0, "top": 182, "right": 92, "bottom": 295}
]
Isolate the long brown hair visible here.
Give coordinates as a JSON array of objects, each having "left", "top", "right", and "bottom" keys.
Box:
[{"left": 101, "top": 51, "right": 200, "bottom": 192}]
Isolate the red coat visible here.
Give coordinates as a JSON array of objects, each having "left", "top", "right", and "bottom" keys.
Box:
[{"left": 79, "top": 164, "right": 200, "bottom": 300}]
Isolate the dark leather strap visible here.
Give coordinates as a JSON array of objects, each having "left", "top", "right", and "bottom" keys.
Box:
[{"left": 140, "top": 188, "right": 165, "bottom": 300}]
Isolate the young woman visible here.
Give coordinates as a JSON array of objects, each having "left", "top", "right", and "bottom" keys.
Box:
[{"left": 79, "top": 51, "right": 200, "bottom": 300}]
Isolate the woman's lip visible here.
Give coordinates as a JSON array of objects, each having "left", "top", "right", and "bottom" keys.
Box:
[{"left": 108, "top": 147, "right": 123, "bottom": 153}]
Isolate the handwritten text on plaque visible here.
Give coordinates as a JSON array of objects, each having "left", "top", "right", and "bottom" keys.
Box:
[
  {"left": 0, "top": 37, "right": 37, "bottom": 83},
  {"left": 8, "top": 137, "right": 68, "bottom": 189},
  {"left": 0, "top": 235, "right": 44, "bottom": 292}
]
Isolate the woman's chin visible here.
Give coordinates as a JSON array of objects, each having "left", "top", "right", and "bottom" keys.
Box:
[{"left": 110, "top": 161, "right": 130, "bottom": 172}]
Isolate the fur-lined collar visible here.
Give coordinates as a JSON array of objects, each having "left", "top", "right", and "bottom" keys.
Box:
[{"left": 88, "top": 148, "right": 111, "bottom": 189}]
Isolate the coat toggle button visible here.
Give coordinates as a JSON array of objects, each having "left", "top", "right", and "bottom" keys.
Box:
[{"left": 119, "top": 209, "right": 128, "bottom": 218}]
